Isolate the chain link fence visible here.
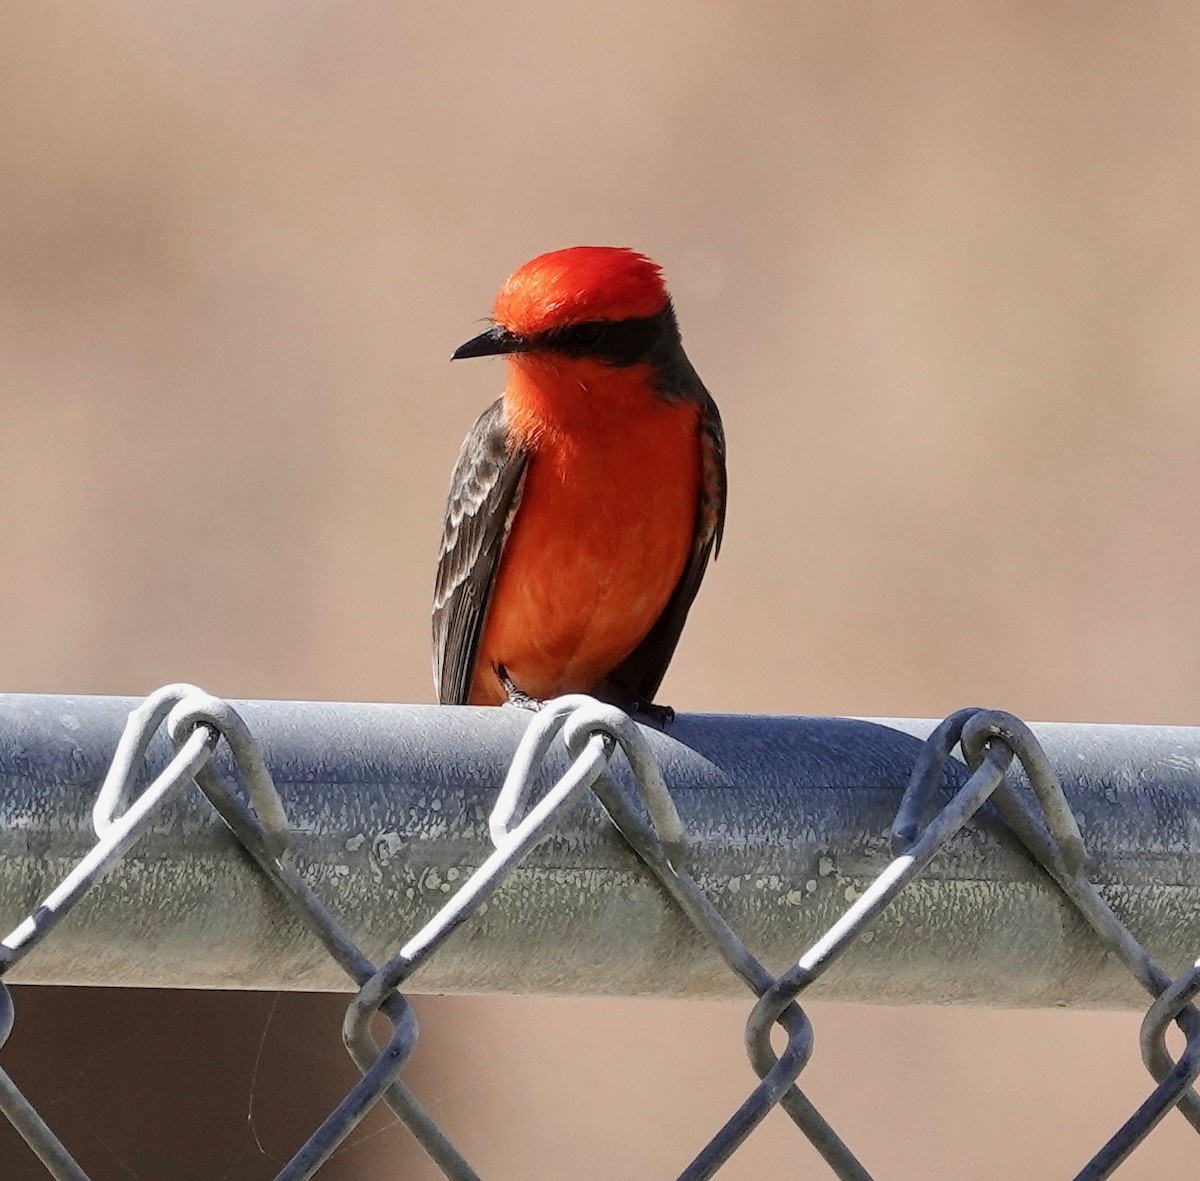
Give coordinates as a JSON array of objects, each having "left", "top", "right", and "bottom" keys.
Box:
[{"left": 0, "top": 685, "right": 1197, "bottom": 1179}]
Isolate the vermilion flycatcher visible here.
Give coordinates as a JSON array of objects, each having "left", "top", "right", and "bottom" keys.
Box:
[{"left": 433, "top": 246, "right": 726, "bottom": 715}]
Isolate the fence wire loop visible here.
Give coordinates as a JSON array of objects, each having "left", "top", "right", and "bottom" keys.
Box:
[
  {"left": 959, "top": 709, "right": 1087, "bottom": 875},
  {"left": 889, "top": 705, "right": 982, "bottom": 853},
  {"left": 0, "top": 686, "right": 1198, "bottom": 1180},
  {"left": 561, "top": 699, "right": 686, "bottom": 855},
  {"left": 951, "top": 709, "right": 1200, "bottom": 1176},
  {"left": 91, "top": 682, "right": 208, "bottom": 837},
  {"left": 1, "top": 722, "right": 219, "bottom": 975},
  {"left": 489, "top": 695, "right": 684, "bottom": 858},
  {"left": 166, "top": 691, "right": 292, "bottom": 860},
  {"left": 489, "top": 694, "right": 609, "bottom": 844}
]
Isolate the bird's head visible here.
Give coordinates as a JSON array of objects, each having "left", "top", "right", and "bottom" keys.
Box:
[{"left": 452, "top": 247, "right": 679, "bottom": 371}]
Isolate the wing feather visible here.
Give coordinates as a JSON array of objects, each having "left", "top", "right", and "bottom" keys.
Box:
[
  {"left": 603, "top": 389, "right": 727, "bottom": 704},
  {"left": 432, "top": 399, "right": 528, "bottom": 704}
]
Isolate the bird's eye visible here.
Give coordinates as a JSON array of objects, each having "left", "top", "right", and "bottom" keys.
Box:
[
  {"left": 544, "top": 316, "right": 656, "bottom": 365},
  {"left": 572, "top": 322, "right": 608, "bottom": 348}
]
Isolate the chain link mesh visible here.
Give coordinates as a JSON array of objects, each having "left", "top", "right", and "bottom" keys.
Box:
[{"left": 0, "top": 684, "right": 1197, "bottom": 1179}]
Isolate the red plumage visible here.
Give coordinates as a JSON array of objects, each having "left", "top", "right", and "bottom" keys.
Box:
[{"left": 433, "top": 247, "right": 727, "bottom": 713}]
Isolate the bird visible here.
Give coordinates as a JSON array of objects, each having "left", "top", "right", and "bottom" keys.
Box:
[{"left": 432, "top": 246, "right": 726, "bottom": 720}]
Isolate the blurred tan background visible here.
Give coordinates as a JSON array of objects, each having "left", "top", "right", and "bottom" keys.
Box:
[{"left": 1, "top": 2, "right": 1199, "bottom": 1177}]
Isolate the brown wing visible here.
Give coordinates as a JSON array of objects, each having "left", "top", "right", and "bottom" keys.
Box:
[
  {"left": 603, "top": 388, "right": 727, "bottom": 704},
  {"left": 432, "top": 399, "right": 528, "bottom": 704}
]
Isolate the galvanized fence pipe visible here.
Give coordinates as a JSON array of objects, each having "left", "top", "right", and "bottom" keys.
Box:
[{"left": 0, "top": 692, "right": 1198, "bottom": 1005}]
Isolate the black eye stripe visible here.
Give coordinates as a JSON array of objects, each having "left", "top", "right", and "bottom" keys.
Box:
[
  {"left": 527, "top": 303, "right": 704, "bottom": 398},
  {"left": 538, "top": 311, "right": 670, "bottom": 366}
]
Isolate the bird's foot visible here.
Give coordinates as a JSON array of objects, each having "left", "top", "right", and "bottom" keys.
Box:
[
  {"left": 497, "top": 664, "right": 545, "bottom": 711},
  {"left": 622, "top": 698, "right": 675, "bottom": 729}
]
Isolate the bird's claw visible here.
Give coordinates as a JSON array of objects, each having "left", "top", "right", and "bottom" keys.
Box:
[
  {"left": 497, "top": 664, "right": 545, "bottom": 711},
  {"left": 623, "top": 699, "right": 675, "bottom": 729}
]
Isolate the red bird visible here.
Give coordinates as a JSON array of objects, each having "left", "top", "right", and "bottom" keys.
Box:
[{"left": 433, "top": 246, "right": 726, "bottom": 716}]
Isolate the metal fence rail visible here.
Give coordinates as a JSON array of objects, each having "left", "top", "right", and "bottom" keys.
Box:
[{"left": 0, "top": 687, "right": 1198, "bottom": 1178}]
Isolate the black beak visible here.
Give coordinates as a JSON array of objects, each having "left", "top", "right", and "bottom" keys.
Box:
[{"left": 451, "top": 324, "right": 531, "bottom": 360}]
